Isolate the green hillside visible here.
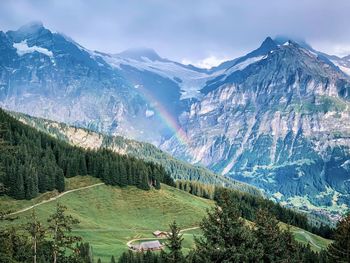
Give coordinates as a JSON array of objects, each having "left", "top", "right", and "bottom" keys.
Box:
[
  {"left": 9, "top": 111, "right": 260, "bottom": 195},
  {"left": 0, "top": 108, "right": 175, "bottom": 201},
  {"left": 0, "top": 177, "right": 331, "bottom": 261}
]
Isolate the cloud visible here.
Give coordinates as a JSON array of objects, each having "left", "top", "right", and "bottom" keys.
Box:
[
  {"left": 0, "top": 0, "right": 350, "bottom": 61},
  {"left": 182, "top": 56, "right": 230, "bottom": 69}
]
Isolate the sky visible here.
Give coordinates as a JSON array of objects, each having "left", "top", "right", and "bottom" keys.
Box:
[{"left": 1, "top": 0, "right": 349, "bottom": 68}]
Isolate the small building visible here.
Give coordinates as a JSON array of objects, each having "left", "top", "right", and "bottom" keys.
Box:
[
  {"left": 153, "top": 230, "right": 168, "bottom": 238},
  {"left": 132, "top": 240, "right": 163, "bottom": 252}
]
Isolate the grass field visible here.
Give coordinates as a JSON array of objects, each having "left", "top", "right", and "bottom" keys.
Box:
[
  {"left": 0, "top": 176, "right": 213, "bottom": 261},
  {"left": 0, "top": 176, "right": 331, "bottom": 261}
]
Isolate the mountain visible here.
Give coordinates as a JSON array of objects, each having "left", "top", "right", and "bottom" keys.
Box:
[
  {"left": 162, "top": 38, "right": 350, "bottom": 221},
  {"left": 9, "top": 110, "right": 260, "bottom": 195},
  {"left": 0, "top": 22, "right": 210, "bottom": 145},
  {"left": 1, "top": 22, "right": 350, "bottom": 220}
]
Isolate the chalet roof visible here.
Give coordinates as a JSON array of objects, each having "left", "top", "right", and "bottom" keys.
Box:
[
  {"left": 139, "top": 240, "right": 162, "bottom": 250},
  {"left": 153, "top": 230, "right": 167, "bottom": 236}
]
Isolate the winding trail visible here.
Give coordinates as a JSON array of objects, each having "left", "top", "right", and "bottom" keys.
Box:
[
  {"left": 126, "top": 226, "right": 200, "bottom": 248},
  {"left": 294, "top": 230, "right": 321, "bottom": 250},
  {"left": 8, "top": 183, "right": 104, "bottom": 216}
]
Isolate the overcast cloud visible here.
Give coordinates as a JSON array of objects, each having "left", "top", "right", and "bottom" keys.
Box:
[{"left": 0, "top": 0, "right": 349, "bottom": 67}]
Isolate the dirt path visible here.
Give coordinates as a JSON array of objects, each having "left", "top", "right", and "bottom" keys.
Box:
[
  {"left": 126, "top": 226, "right": 200, "bottom": 248},
  {"left": 295, "top": 230, "right": 321, "bottom": 250},
  {"left": 180, "top": 226, "right": 199, "bottom": 232},
  {"left": 8, "top": 183, "right": 104, "bottom": 216}
]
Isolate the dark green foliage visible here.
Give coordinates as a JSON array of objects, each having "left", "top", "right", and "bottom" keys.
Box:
[
  {"left": 25, "top": 209, "right": 46, "bottom": 263},
  {"left": 176, "top": 180, "right": 215, "bottom": 199},
  {"left": 254, "top": 209, "right": 300, "bottom": 262},
  {"left": 327, "top": 212, "right": 350, "bottom": 262},
  {"left": 47, "top": 203, "right": 82, "bottom": 263},
  {"left": 191, "top": 191, "right": 264, "bottom": 262},
  {"left": 165, "top": 221, "right": 184, "bottom": 263},
  {"left": 13, "top": 111, "right": 261, "bottom": 196},
  {"left": 0, "top": 227, "right": 30, "bottom": 263},
  {"left": 175, "top": 181, "right": 334, "bottom": 239},
  {"left": 0, "top": 108, "right": 174, "bottom": 200},
  {"left": 188, "top": 190, "right": 327, "bottom": 263},
  {"left": 0, "top": 212, "right": 93, "bottom": 263},
  {"left": 213, "top": 187, "right": 334, "bottom": 239},
  {"left": 76, "top": 242, "right": 94, "bottom": 263},
  {"left": 117, "top": 250, "right": 166, "bottom": 263}
]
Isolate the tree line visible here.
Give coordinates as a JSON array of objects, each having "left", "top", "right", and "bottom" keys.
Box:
[
  {"left": 0, "top": 108, "right": 174, "bottom": 200},
  {"left": 13, "top": 111, "right": 261, "bottom": 196},
  {"left": 117, "top": 189, "right": 350, "bottom": 263},
  {"left": 0, "top": 203, "right": 93, "bottom": 263},
  {"left": 175, "top": 180, "right": 334, "bottom": 239}
]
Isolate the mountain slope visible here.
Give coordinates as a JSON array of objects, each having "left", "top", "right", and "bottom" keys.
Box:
[
  {"left": 0, "top": 107, "right": 176, "bottom": 201},
  {"left": 162, "top": 39, "right": 350, "bottom": 221},
  {"left": 9, "top": 110, "right": 260, "bottom": 195},
  {"left": 0, "top": 177, "right": 214, "bottom": 261},
  {"left": 0, "top": 22, "right": 218, "bottom": 145},
  {"left": 0, "top": 176, "right": 331, "bottom": 261}
]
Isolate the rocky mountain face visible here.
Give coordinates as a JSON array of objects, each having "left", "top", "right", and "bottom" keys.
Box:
[
  {"left": 162, "top": 39, "right": 350, "bottom": 220},
  {"left": 0, "top": 22, "right": 209, "bottom": 144},
  {"left": 1, "top": 22, "right": 350, "bottom": 219}
]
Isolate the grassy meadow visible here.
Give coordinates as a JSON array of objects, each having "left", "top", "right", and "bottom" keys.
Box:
[{"left": 0, "top": 176, "right": 331, "bottom": 261}]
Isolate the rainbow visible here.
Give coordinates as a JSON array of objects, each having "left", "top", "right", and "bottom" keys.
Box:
[{"left": 134, "top": 84, "right": 189, "bottom": 146}]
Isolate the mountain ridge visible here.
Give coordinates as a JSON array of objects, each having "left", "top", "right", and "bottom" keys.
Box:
[
  {"left": 1, "top": 22, "right": 350, "bottom": 220},
  {"left": 8, "top": 109, "right": 260, "bottom": 195}
]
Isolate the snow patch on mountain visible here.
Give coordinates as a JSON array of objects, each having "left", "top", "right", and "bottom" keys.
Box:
[
  {"left": 99, "top": 54, "right": 212, "bottom": 100},
  {"left": 225, "top": 55, "right": 266, "bottom": 74},
  {"left": 331, "top": 60, "right": 350, "bottom": 76},
  {"left": 13, "top": 40, "right": 53, "bottom": 57}
]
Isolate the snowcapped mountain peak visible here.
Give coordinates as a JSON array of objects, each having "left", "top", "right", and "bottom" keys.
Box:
[
  {"left": 117, "top": 47, "right": 165, "bottom": 62},
  {"left": 7, "top": 21, "right": 51, "bottom": 44}
]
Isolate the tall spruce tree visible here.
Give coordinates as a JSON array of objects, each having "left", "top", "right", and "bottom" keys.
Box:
[
  {"left": 166, "top": 221, "right": 184, "bottom": 263},
  {"left": 47, "top": 203, "right": 81, "bottom": 263},
  {"left": 327, "top": 212, "right": 350, "bottom": 262},
  {"left": 55, "top": 168, "right": 65, "bottom": 192},
  {"left": 254, "top": 208, "right": 299, "bottom": 262},
  {"left": 192, "top": 189, "right": 263, "bottom": 262},
  {"left": 25, "top": 209, "right": 46, "bottom": 263}
]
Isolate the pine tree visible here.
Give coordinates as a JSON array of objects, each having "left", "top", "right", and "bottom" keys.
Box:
[
  {"left": 47, "top": 203, "right": 81, "bottom": 263},
  {"left": 166, "top": 221, "right": 184, "bottom": 263},
  {"left": 119, "top": 163, "right": 127, "bottom": 187},
  {"left": 327, "top": 212, "right": 350, "bottom": 262},
  {"left": 192, "top": 189, "right": 263, "bottom": 262},
  {"left": 110, "top": 255, "right": 116, "bottom": 263},
  {"left": 25, "top": 209, "right": 46, "bottom": 263},
  {"left": 12, "top": 169, "right": 24, "bottom": 199},
  {"left": 254, "top": 208, "right": 299, "bottom": 262},
  {"left": 55, "top": 168, "right": 65, "bottom": 192},
  {"left": 97, "top": 258, "right": 102, "bottom": 263},
  {"left": 77, "top": 242, "right": 94, "bottom": 263}
]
